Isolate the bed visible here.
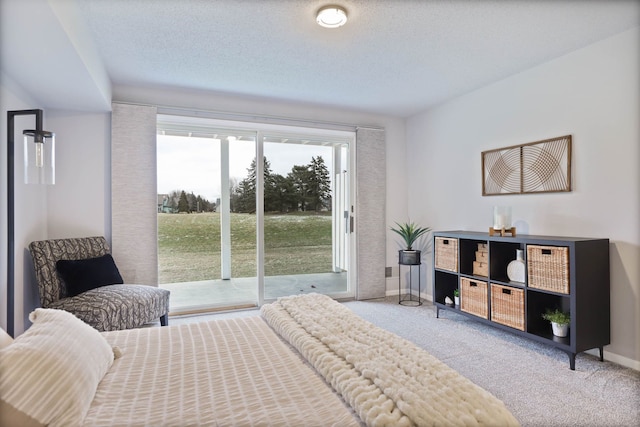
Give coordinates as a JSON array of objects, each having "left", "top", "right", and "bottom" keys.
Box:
[{"left": 0, "top": 293, "right": 519, "bottom": 426}]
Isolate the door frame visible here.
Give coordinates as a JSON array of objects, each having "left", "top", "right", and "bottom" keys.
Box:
[{"left": 157, "top": 114, "right": 356, "bottom": 307}]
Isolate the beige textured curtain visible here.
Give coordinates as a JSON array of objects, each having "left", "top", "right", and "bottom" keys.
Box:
[
  {"left": 111, "top": 103, "right": 158, "bottom": 285},
  {"left": 355, "top": 127, "right": 386, "bottom": 299}
]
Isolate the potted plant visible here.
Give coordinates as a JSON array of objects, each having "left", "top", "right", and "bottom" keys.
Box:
[
  {"left": 453, "top": 289, "right": 460, "bottom": 306},
  {"left": 542, "top": 309, "right": 570, "bottom": 337},
  {"left": 390, "top": 221, "right": 431, "bottom": 265}
]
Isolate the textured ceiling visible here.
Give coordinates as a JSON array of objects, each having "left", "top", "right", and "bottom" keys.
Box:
[{"left": 3, "top": 0, "right": 640, "bottom": 117}]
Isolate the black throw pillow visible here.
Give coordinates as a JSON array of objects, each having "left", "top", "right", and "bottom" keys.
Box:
[{"left": 56, "top": 254, "right": 124, "bottom": 298}]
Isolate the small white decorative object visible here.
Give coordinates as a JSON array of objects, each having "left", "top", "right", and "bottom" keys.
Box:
[
  {"left": 493, "top": 206, "right": 512, "bottom": 230},
  {"left": 454, "top": 296, "right": 460, "bottom": 306},
  {"left": 489, "top": 206, "right": 516, "bottom": 236},
  {"left": 507, "top": 249, "right": 525, "bottom": 283},
  {"left": 445, "top": 296, "right": 454, "bottom": 305}
]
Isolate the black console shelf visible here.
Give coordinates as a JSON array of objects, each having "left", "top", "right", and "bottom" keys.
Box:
[{"left": 433, "top": 230, "right": 610, "bottom": 370}]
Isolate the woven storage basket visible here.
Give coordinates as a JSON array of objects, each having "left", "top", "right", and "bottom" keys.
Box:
[
  {"left": 490, "top": 284, "right": 525, "bottom": 330},
  {"left": 460, "top": 277, "right": 488, "bottom": 319},
  {"left": 435, "top": 237, "right": 458, "bottom": 272},
  {"left": 527, "top": 245, "right": 570, "bottom": 294}
]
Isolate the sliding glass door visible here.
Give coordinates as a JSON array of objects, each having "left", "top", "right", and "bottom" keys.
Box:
[
  {"left": 157, "top": 122, "right": 258, "bottom": 313},
  {"left": 157, "top": 115, "right": 354, "bottom": 313},
  {"left": 262, "top": 134, "right": 351, "bottom": 300}
]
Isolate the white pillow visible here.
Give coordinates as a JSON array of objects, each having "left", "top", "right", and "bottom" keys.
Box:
[
  {"left": 0, "top": 327, "right": 12, "bottom": 349},
  {"left": 0, "top": 308, "right": 115, "bottom": 427}
]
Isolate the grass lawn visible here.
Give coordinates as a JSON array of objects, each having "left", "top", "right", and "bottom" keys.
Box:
[{"left": 158, "top": 212, "right": 333, "bottom": 283}]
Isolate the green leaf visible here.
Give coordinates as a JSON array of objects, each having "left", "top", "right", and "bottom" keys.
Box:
[
  {"left": 390, "top": 221, "right": 431, "bottom": 250},
  {"left": 541, "top": 309, "right": 570, "bottom": 325}
]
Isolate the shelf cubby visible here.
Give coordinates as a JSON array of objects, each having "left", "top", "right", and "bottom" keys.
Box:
[
  {"left": 489, "top": 241, "right": 523, "bottom": 283},
  {"left": 526, "top": 291, "right": 570, "bottom": 338},
  {"left": 459, "top": 239, "right": 488, "bottom": 277},
  {"left": 434, "top": 270, "right": 458, "bottom": 306}
]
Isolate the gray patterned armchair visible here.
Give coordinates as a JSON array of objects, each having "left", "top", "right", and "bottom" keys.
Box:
[{"left": 29, "top": 236, "right": 170, "bottom": 332}]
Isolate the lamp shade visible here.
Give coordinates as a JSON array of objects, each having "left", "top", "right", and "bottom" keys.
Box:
[{"left": 23, "top": 129, "right": 55, "bottom": 185}]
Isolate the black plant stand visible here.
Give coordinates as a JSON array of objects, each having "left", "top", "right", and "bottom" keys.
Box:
[{"left": 399, "top": 262, "right": 422, "bottom": 306}]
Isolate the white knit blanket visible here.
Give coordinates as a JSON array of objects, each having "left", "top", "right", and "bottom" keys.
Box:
[{"left": 261, "top": 293, "right": 520, "bottom": 427}]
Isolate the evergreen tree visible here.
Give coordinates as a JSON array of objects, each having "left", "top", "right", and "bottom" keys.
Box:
[
  {"left": 263, "top": 159, "right": 279, "bottom": 212},
  {"left": 236, "top": 156, "right": 277, "bottom": 213},
  {"left": 269, "top": 173, "right": 295, "bottom": 212},
  {"left": 196, "top": 195, "right": 209, "bottom": 212},
  {"left": 234, "top": 170, "right": 257, "bottom": 213},
  {"left": 187, "top": 192, "right": 197, "bottom": 212},
  {"left": 307, "top": 156, "right": 331, "bottom": 212},
  {"left": 163, "top": 190, "right": 214, "bottom": 213},
  {"left": 288, "top": 165, "right": 311, "bottom": 211},
  {"left": 177, "top": 190, "right": 190, "bottom": 213},
  {"left": 236, "top": 176, "right": 255, "bottom": 213},
  {"left": 232, "top": 154, "right": 332, "bottom": 213}
]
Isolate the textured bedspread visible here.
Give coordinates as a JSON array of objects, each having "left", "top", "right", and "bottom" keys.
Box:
[
  {"left": 261, "top": 294, "right": 520, "bottom": 427},
  {"left": 84, "top": 316, "right": 360, "bottom": 426}
]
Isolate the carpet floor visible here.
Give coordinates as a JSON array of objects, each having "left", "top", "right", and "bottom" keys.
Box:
[{"left": 169, "top": 296, "right": 640, "bottom": 426}]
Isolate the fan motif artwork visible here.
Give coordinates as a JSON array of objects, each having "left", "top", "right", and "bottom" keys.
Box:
[{"left": 482, "top": 135, "right": 572, "bottom": 195}]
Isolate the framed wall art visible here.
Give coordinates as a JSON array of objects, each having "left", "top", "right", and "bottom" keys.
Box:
[{"left": 482, "top": 135, "right": 572, "bottom": 196}]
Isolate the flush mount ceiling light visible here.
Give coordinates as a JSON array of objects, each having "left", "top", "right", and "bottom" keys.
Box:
[{"left": 316, "top": 5, "right": 348, "bottom": 28}]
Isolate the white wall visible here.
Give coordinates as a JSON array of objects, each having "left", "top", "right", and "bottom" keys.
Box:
[
  {"left": 405, "top": 28, "right": 640, "bottom": 369},
  {"left": 46, "top": 111, "right": 111, "bottom": 239}
]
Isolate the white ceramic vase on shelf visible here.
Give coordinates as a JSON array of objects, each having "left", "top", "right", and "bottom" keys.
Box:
[{"left": 507, "top": 249, "right": 525, "bottom": 283}]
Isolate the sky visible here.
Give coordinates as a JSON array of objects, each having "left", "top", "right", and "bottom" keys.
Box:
[{"left": 157, "top": 135, "right": 335, "bottom": 202}]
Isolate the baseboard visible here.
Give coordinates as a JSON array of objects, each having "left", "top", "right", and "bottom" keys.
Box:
[
  {"left": 169, "top": 303, "right": 257, "bottom": 317},
  {"left": 386, "top": 277, "right": 433, "bottom": 302},
  {"left": 586, "top": 349, "right": 640, "bottom": 371}
]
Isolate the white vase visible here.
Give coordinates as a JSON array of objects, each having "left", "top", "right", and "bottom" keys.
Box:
[
  {"left": 551, "top": 322, "right": 569, "bottom": 337},
  {"left": 507, "top": 249, "right": 525, "bottom": 282},
  {"left": 454, "top": 296, "right": 460, "bottom": 306}
]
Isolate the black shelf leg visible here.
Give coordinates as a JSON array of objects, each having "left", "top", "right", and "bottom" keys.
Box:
[
  {"left": 436, "top": 305, "right": 440, "bottom": 318},
  {"left": 599, "top": 347, "right": 604, "bottom": 362},
  {"left": 569, "top": 353, "right": 576, "bottom": 370}
]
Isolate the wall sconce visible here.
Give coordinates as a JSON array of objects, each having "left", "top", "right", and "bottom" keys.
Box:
[{"left": 6, "top": 109, "right": 55, "bottom": 336}]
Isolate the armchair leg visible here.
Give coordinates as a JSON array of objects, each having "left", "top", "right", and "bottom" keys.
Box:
[{"left": 160, "top": 313, "right": 169, "bottom": 327}]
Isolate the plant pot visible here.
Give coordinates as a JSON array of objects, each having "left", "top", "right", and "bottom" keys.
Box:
[
  {"left": 454, "top": 296, "right": 460, "bottom": 306},
  {"left": 399, "top": 250, "right": 421, "bottom": 265},
  {"left": 551, "top": 322, "right": 569, "bottom": 337}
]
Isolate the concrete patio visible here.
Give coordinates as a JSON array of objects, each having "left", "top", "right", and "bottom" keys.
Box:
[{"left": 161, "top": 272, "right": 349, "bottom": 314}]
